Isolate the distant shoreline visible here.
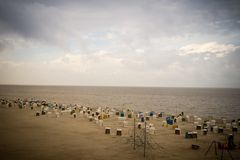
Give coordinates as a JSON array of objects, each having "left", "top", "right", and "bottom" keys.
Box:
[{"left": 0, "top": 84, "right": 239, "bottom": 90}]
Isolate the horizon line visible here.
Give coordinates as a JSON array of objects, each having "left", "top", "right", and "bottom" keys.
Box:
[{"left": 0, "top": 84, "right": 239, "bottom": 89}]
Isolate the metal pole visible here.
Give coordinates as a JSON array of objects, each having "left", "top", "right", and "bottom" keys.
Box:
[
  {"left": 134, "top": 117, "right": 136, "bottom": 150},
  {"left": 144, "top": 121, "right": 146, "bottom": 157}
]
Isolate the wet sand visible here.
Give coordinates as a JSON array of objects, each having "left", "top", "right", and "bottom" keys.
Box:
[{"left": 0, "top": 106, "right": 239, "bottom": 160}]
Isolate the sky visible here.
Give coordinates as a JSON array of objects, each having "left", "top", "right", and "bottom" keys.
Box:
[{"left": 0, "top": 0, "right": 240, "bottom": 88}]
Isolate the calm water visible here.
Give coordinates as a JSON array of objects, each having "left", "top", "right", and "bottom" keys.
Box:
[{"left": 0, "top": 85, "right": 240, "bottom": 119}]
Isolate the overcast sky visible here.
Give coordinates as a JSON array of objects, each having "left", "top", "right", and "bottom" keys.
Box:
[{"left": 0, "top": 0, "right": 240, "bottom": 88}]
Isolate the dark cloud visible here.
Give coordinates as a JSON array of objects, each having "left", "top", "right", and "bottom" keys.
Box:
[
  {"left": 0, "top": 39, "right": 12, "bottom": 51},
  {"left": 0, "top": 0, "right": 64, "bottom": 44},
  {"left": 0, "top": 0, "right": 240, "bottom": 42}
]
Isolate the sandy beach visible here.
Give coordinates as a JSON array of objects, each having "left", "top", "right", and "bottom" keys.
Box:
[
  {"left": 0, "top": 104, "right": 239, "bottom": 160},
  {"left": 0, "top": 107, "right": 141, "bottom": 160}
]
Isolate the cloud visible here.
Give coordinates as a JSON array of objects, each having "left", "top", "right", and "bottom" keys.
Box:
[
  {"left": 50, "top": 52, "right": 123, "bottom": 73},
  {"left": 135, "top": 49, "right": 145, "bottom": 53},
  {"left": 0, "top": 38, "right": 36, "bottom": 53},
  {"left": 0, "top": 39, "right": 13, "bottom": 52},
  {"left": 0, "top": 0, "right": 240, "bottom": 87},
  {"left": 1, "top": 49, "right": 240, "bottom": 87},
  {"left": 179, "top": 42, "right": 239, "bottom": 58},
  {"left": 1, "top": 0, "right": 240, "bottom": 47}
]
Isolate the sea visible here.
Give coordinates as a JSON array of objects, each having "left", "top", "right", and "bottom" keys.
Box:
[{"left": 0, "top": 85, "right": 240, "bottom": 119}]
